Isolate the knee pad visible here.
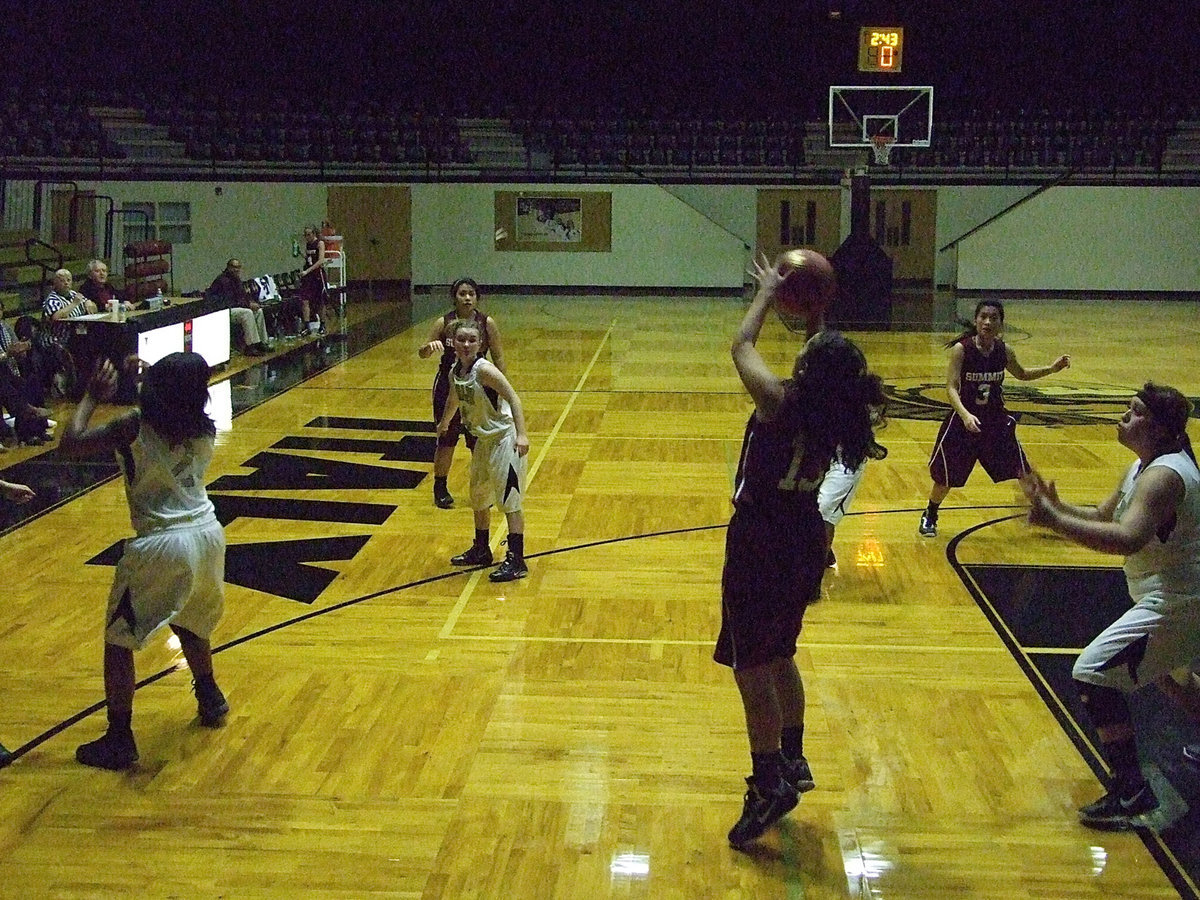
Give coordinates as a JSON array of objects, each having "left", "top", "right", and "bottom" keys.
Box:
[{"left": 1074, "top": 679, "right": 1130, "bottom": 729}]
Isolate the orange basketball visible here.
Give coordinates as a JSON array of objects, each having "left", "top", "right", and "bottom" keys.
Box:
[{"left": 774, "top": 249, "right": 836, "bottom": 319}]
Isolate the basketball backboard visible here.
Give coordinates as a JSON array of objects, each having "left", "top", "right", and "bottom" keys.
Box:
[{"left": 828, "top": 85, "right": 933, "bottom": 149}]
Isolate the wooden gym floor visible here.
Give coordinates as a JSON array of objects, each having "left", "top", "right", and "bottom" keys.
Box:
[{"left": 0, "top": 293, "right": 1198, "bottom": 898}]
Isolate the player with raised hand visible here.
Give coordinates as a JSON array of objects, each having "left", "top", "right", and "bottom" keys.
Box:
[
  {"left": 61, "top": 353, "right": 230, "bottom": 770},
  {"left": 1023, "top": 383, "right": 1200, "bottom": 830},
  {"left": 719, "top": 255, "right": 886, "bottom": 849},
  {"left": 751, "top": 250, "right": 887, "bottom": 566}
]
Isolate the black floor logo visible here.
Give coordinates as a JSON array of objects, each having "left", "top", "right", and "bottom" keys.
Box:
[{"left": 88, "top": 416, "right": 437, "bottom": 603}]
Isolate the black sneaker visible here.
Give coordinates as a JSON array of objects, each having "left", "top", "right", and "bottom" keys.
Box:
[
  {"left": 194, "top": 680, "right": 229, "bottom": 727},
  {"left": 76, "top": 729, "right": 139, "bottom": 771},
  {"left": 489, "top": 552, "right": 528, "bottom": 582},
  {"left": 434, "top": 490, "right": 455, "bottom": 509},
  {"left": 1185, "top": 744, "right": 1200, "bottom": 768},
  {"left": 0, "top": 742, "right": 11, "bottom": 769},
  {"left": 918, "top": 510, "right": 938, "bottom": 537},
  {"left": 451, "top": 545, "right": 493, "bottom": 566},
  {"left": 1078, "top": 783, "right": 1158, "bottom": 830},
  {"left": 782, "top": 755, "right": 816, "bottom": 794},
  {"left": 727, "top": 776, "right": 799, "bottom": 849}
]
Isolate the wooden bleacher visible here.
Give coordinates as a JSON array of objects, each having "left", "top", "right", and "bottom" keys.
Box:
[{"left": 0, "top": 229, "right": 94, "bottom": 319}]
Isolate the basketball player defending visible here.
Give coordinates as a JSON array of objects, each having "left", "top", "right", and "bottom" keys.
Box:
[
  {"left": 418, "top": 278, "right": 506, "bottom": 509},
  {"left": 718, "top": 259, "right": 886, "bottom": 849},
  {"left": 0, "top": 478, "right": 35, "bottom": 768},
  {"left": 61, "top": 354, "right": 230, "bottom": 770},
  {"left": 919, "top": 299, "right": 1070, "bottom": 536},
  {"left": 1024, "top": 384, "right": 1200, "bottom": 830},
  {"left": 437, "top": 318, "right": 529, "bottom": 582}
]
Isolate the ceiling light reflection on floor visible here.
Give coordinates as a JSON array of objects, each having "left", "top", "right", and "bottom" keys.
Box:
[{"left": 610, "top": 852, "right": 650, "bottom": 878}]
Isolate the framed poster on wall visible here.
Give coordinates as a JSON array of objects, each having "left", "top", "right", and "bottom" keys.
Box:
[
  {"left": 516, "top": 196, "right": 582, "bottom": 242},
  {"left": 495, "top": 191, "right": 612, "bottom": 252}
]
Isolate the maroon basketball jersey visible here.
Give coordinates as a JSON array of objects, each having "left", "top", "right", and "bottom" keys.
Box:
[
  {"left": 731, "top": 412, "right": 826, "bottom": 511},
  {"left": 958, "top": 336, "right": 1008, "bottom": 420}
]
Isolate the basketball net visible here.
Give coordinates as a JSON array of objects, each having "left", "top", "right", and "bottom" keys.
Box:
[{"left": 870, "top": 134, "right": 894, "bottom": 165}]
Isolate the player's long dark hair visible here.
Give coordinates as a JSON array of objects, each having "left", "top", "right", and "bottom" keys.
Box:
[
  {"left": 139, "top": 352, "right": 215, "bottom": 447},
  {"left": 944, "top": 299, "right": 1004, "bottom": 349},
  {"left": 780, "top": 331, "right": 888, "bottom": 472},
  {"left": 1137, "top": 382, "right": 1197, "bottom": 465}
]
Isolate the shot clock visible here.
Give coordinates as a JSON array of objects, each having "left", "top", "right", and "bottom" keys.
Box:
[{"left": 858, "top": 27, "right": 904, "bottom": 73}]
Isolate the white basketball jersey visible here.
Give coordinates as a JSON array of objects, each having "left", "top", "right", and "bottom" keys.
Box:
[
  {"left": 451, "top": 358, "right": 513, "bottom": 440},
  {"left": 119, "top": 423, "right": 217, "bottom": 535},
  {"left": 1117, "top": 450, "right": 1200, "bottom": 597}
]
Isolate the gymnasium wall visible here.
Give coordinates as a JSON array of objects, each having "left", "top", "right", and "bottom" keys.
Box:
[
  {"left": 7, "top": 180, "right": 1200, "bottom": 295},
  {"left": 954, "top": 186, "right": 1200, "bottom": 292},
  {"left": 59, "top": 180, "right": 325, "bottom": 293},
  {"left": 409, "top": 183, "right": 751, "bottom": 290}
]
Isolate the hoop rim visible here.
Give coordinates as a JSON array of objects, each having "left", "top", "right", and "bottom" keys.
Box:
[{"left": 870, "top": 134, "right": 895, "bottom": 164}]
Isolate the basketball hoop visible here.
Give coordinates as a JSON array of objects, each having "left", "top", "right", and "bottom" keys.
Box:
[{"left": 870, "top": 134, "right": 895, "bottom": 165}]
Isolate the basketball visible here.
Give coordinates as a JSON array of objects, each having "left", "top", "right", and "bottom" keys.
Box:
[{"left": 774, "top": 249, "right": 836, "bottom": 319}]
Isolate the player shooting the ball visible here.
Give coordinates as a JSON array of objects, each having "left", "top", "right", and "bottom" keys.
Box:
[
  {"left": 768, "top": 248, "right": 888, "bottom": 567},
  {"left": 717, "top": 252, "right": 887, "bottom": 849}
]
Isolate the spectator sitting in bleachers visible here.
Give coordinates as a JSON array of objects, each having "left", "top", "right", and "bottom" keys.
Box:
[
  {"left": 0, "top": 319, "right": 53, "bottom": 446},
  {"left": 13, "top": 316, "right": 60, "bottom": 405},
  {"left": 205, "top": 258, "right": 270, "bottom": 356}
]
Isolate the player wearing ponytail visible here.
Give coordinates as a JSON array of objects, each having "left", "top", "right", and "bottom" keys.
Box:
[
  {"left": 1024, "top": 382, "right": 1200, "bottom": 830},
  {"left": 919, "top": 299, "right": 1070, "bottom": 537}
]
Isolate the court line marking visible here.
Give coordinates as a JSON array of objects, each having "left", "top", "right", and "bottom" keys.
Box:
[
  {"left": 438, "top": 321, "right": 616, "bottom": 640},
  {"left": 950, "top": 518, "right": 1200, "bottom": 900}
]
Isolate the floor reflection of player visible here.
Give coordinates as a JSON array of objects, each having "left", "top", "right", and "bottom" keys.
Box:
[{"left": 0, "top": 477, "right": 35, "bottom": 768}]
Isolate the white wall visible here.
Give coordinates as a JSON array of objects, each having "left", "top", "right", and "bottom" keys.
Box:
[
  {"left": 410, "top": 183, "right": 751, "bottom": 289},
  {"left": 71, "top": 181, "right": 325, "bottom": 292},
  {"left": 933, "top": 184, "right": 1033, "bottom": 286},
  {"left": 956, "top": 186, "right": 1200, "bottom": 291},
  {"left": 9, "top": 179, "right": 1200, "bottom": 295}
]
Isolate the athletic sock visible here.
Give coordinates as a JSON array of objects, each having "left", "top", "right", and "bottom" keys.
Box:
[
  {"left": 751, "top": 750, "right": 785, "bottom": 791},
  {"left": 781, "top": 725, "right": 804, "bottom": 761},
  {"left": 925, "top": 501, "right": 941, "bottom": 517},
  {"left": 194, "top": 672, "right": 218, "bottom": 692},
  {"left": 507, "top": 533, "right": 524, "bottom": 560},
  {"left": 1106, "top": 737, "right": 1145, "bottom": 795},
  {"left": 107, "top": 708, "right": 133, "bottom": 734},
  {"left": 474, "top": 528, "right": 489, "bottom": 549}
]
